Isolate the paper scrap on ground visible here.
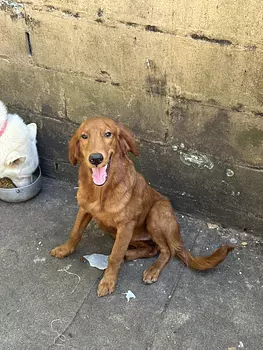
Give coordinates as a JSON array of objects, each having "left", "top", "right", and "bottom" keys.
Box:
[
  {"left": 33, "top": 256, "right": 46, "bottom": 263},
  {"left": 83, "top": 254, "right": 109, "bottom": 270},
  {"left": 207, "top": 223, "right": 219, "bottom": 229},
  {"left": 123, "top": 290, "right": 136, "bottom": 302}
]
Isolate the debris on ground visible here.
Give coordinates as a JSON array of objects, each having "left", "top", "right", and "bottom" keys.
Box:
[
  {"left": 58, "top": 264, "right": 81, "bottom": 294},
  {"left": 33, "top": 256, "right": 46, "bottom": 263},
  {"left": 122, "top": 290, "right": 136, "bottom": 302},
  {"left": 82, "top": 253, "right": 109, "bottom": 270},
  {"left": 207, "top": 223, "right": 219, "bottom": 229},
  {"left": 51, "top": 318, "right": 67, "bottom": 346}
]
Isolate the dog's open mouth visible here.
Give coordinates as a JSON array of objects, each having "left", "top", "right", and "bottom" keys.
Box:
[{"left": 91, "top": 155, "right": 112, "bottom": 186}]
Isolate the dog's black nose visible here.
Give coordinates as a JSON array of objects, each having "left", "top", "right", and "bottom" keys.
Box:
[{"left": 89, "top": 153, "right": 104, "bottom": 166}]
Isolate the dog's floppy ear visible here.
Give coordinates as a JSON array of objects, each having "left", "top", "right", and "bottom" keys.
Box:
[
  {"left": 117, "top": 123, "right": 139, "bottom": 156},
  {"left": 68, "top": 132, "right": 80, "bottom": 166},
  {"left": 5, "top": 151, "right": 26, "bottom": 167}
]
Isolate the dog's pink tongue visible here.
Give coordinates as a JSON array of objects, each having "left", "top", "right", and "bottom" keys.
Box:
[{"left": 91, "top": 165, "right": 107, "bottom": 186}]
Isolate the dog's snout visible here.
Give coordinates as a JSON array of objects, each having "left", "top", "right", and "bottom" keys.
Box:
[{"left": 89, "top": 153, "right": 104, "bottom": 166}]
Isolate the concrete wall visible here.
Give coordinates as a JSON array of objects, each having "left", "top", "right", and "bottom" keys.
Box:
[{"left": 1, "top": 0, "right": 263, "bottom": 232}]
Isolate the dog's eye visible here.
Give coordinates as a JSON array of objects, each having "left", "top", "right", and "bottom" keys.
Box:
[
  {"left": 81, "top": 134, "right": 88, "bottom": 139},
  {"left": 104, "top": 132, "right": 112, "bottom": 138}
]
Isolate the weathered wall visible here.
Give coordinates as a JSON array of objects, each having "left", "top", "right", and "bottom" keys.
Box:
[{"left": 0, "top": 0, "right": 263, "bottom": 232}]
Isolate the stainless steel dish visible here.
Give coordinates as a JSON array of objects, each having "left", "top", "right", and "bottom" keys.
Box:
[{"left": 0, "top": 166, "right": 42, "bottom": 203}]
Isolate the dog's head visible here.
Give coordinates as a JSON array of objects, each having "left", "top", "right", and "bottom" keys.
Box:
[
  {"left": 0, "top": 107, "right": 39, "bottom": 187},
  {"left": 69, "top": 117, "right": 139, "bottom": 186}
]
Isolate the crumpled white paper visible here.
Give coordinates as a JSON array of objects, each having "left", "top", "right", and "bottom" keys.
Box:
[
  {"left": 122, "top": 290, "right": 136, "bottom": 302},
  {"left": 83, "top": 253, "right": 109, "bottom": 270}
]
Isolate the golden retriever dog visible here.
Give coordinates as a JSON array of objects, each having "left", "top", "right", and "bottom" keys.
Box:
[{"left": 50, "top": 117, "right": 233, "bottom": 296}]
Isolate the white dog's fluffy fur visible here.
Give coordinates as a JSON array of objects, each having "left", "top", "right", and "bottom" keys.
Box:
[{"left": 0, "top": 101, "right": 39, "bottom": 187}]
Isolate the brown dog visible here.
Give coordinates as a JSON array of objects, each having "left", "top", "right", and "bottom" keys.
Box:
[{"left": 50, "top": 117, "right": 233, "bottom": 296}]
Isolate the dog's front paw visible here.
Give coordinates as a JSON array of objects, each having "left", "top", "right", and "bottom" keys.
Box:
[
  {"left": 50, "top": 243, "right": 75, "bottom": 259},
  {"left": 97, "top": 277, "right": 116, "bottom": 297}
]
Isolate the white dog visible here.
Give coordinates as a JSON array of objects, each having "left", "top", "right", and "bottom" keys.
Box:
[{"left": 0, "top": 101, "right": 39, "bottom": 187}]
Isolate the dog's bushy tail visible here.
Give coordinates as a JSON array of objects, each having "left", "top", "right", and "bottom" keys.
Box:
[{"left": 171, "top": 239, "right": 234, "bottom": 270}]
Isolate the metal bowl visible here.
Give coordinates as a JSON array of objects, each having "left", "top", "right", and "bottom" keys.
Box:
[{"left": 0, "top": 166, "right": 42, "bottom": 203}]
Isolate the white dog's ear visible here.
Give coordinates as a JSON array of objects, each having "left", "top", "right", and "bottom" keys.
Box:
[
  {"left": 6, "top": 151, "right": 26, "bottom": 167},
  {"left": 27, "top": 123, "right": 37, "bottom": 141}
]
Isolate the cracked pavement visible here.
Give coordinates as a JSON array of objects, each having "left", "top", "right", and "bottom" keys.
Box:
[{"left": 0, "top": 178, "right": 262, "bottom": 350}]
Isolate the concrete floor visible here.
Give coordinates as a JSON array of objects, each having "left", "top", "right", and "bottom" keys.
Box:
[{"left": 0, "top": 177, "right": 262, "bottom": 350}]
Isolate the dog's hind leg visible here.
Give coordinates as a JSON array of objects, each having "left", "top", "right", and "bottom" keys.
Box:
[
  {"left": 125, "top": 241, "right": 158, "bottom": 261},
  {"left": 143, "top": 201, "right": 174, "bottom": 284},
  {"left": 50, "top": 207, "right": 92, "bottom": 258},
  {"left": 145, "top": 199, "right": 233, "bottom": 283}
]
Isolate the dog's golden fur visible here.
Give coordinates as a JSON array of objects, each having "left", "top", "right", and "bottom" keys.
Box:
[{"left": 50, "top": 117, "right": 233, "bottom": 296}]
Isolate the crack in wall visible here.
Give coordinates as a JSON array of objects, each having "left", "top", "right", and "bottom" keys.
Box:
[
  {"left": 190, "top": 33, "right": 232, "bottom": 46},
  {"left": 1, "top": 2, "right": 261, "bottom": 51}
]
